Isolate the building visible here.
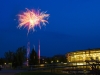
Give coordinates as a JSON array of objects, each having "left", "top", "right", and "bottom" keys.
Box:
[{"left": 66, "top": 48, "right": 100, "bottom": 70}]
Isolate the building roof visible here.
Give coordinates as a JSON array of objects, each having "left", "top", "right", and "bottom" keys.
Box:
[{"left": 66, "top": 48, "right": 100, "bottom": 54}]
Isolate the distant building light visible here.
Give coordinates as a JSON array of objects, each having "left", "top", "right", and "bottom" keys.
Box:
[
  {"left": 61, "top": 62, "right": 63, "bottom": 63},
  {"left": 45, "top": 62, "right": 47, "bottom": 64},
  {"left": 77, "top": 63, "right": 84, "bottom": 65},
  {"left": 51, "top": 61, "right": 53, "bottom": 63},
  {"left": 57, "top": 60, "right": 59, "bottom": 62},
  {"left": 40, "top": 64, "right": 44, "bottom": 67},
  {"left": 63, "top": 63, "right": 67, "bottom": 64}
]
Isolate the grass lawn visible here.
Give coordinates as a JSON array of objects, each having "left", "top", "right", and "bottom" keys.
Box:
[{"left": 15, "top": 71, "right": 73, "bottom": 75}]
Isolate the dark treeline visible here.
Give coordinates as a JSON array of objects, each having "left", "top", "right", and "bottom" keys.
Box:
[
  {"left": 0, "top": 46, "right": 67, "bottom": 68},
  {"left": 4, "top": 46, "right": 26, "bottom": 68}
]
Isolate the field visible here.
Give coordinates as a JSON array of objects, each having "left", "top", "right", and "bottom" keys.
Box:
[{"left": 15, "top": 72, "right": 73, "bottom": 75}]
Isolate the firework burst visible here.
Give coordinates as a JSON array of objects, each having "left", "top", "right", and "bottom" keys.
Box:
[{"left": 18, "top": 8, "right": 49, "bottom": 34}]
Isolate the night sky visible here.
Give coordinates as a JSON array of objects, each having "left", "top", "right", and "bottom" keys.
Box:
[{"left": 0, "top": 0, "right": 100, "bottom": 57}]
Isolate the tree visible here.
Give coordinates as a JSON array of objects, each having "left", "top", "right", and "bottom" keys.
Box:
[
  {"left": 0, "top": 58, "right": 5, "bottom": 65},
  {"left": 4, "top": 50, "right": 14, "bottom": 64},
  {"left": 12, "top": 46, "right": 26, "bottom": 68},
  {"left": 29, "top": 48, "right": 38, "bottom": 65},
  {"left": 12, "top": 53, "right": 18, "bottom": 68}
]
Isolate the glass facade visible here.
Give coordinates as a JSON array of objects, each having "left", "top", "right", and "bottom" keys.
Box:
[
  {"left": 67, "top": 49, "right": 100, "bottom": 62},
  {"left": 66, "top": 49, "right": 100, "bottom": 69}
]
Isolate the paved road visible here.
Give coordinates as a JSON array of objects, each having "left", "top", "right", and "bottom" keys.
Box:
[{"left": 0, "top": 69, "right": 26, "bottom": 75}]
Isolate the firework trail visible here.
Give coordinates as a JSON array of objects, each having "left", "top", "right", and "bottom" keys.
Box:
[
  {"left": 17, "top": 8, "right": 49, "bottom": 34},
  {"left": 26, "top": 41, "right": 30, "bottom": 66},
  {"left": 27, "top": 42, "right": 30, "bottom": 58},
  {"left": 38, "top": 40, "right": 40, "bottom": 64}
]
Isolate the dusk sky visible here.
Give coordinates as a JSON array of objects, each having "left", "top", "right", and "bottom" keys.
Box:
[{"left": 0, "top": 0, "right": 100, "bottom": 57}]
